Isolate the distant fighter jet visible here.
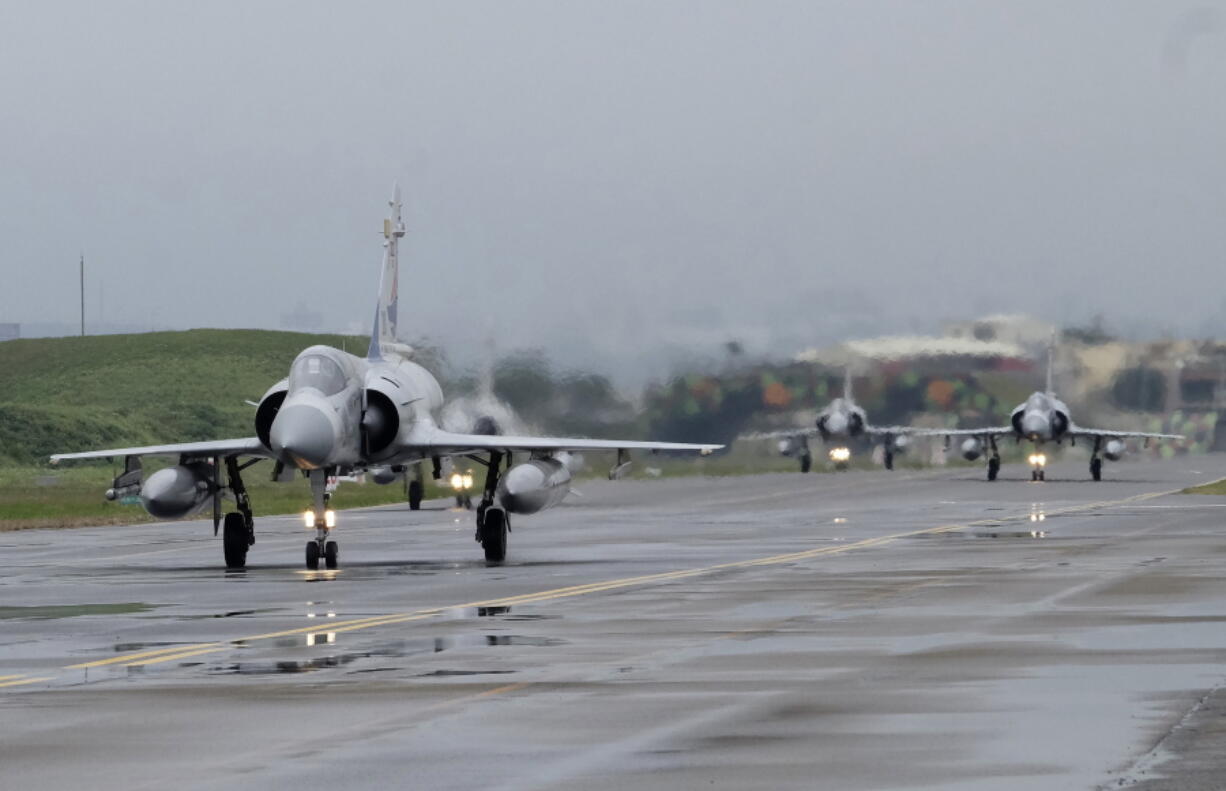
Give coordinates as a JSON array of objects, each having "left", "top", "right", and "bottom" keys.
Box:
[
  {"left": 744, "top": 369, "right": 922, "bottom": 471},
  {"left": 52, "top": 185, "right": 721, "bottom": 569},
  {"left": 932, "top": 340, "right": 1182, "bottom": 481}
]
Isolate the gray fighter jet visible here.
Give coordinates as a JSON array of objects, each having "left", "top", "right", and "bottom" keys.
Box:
[
  {"left": 51, "top": 186, "right": 721, "bottom": 569},
  {"left": 744, "top": 369, "right": 920, "bottom": 472},
  {"left": 933, "top": 342, "right": 1182, "bottom": 481}
]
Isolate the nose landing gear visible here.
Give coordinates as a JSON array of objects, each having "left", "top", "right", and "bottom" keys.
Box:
[{"left": 304, "top": 469, "right": 339, "bottom": 570}]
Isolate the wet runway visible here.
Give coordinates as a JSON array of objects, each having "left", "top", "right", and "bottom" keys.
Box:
[{"left": 4, "top": 457, "right": 1226, "bottom": 790}]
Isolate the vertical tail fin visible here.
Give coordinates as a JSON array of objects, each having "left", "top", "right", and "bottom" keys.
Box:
[{"left": 367, "top": 183, "right": 406, "bottom": 361}]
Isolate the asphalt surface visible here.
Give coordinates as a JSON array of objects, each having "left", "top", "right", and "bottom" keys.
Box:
[{"left": 4, "top": 456, "right": 1226, "bottom": 790}]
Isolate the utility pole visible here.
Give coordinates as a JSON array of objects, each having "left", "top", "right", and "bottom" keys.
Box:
[{"left": 79, "top": 253, "right": 85, "bottom": 337}]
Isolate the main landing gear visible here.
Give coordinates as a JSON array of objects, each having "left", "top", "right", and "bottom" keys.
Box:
[
  {"left": 474, "top": 450, "right": 510, "bottom": 563},
  {"left": 219, "top": 456, "right": 256, "bottom": 570},
  {"left": 1090, "top": 437, "right": 1103, "bottom": 482},
  {"left": 985, "top": 437, "right": 1001, "bottom": 482},
  {"left": 304, "top": 469, "right": 339, "bottom": 570}
]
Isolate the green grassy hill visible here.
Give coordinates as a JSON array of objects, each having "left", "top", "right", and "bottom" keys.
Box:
[{"left": 0, "top": 329, "right": 369, "bottom": 464}]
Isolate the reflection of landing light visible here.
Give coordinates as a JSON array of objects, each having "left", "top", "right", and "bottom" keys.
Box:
[
  {"left": 305, "top": 632, "right": 336, "bottom": 647},
  {"left": 295, "top": 570, "right": 341, "bottom": 581},
  {"left": 832, "top": 517, "right": 848, "bottom": 524},
  {"left": 1029, "top": 531, "right": 1047, "bottom": 538},
  {"left": 1029, "top": 504, "right": 1046, "bottom": 522},
  {"left": 1027, "top": 453, "right": 1047, "bottom": 467},
  {"left": 829, "top": 447, "right": 851, "bottom": 463}
]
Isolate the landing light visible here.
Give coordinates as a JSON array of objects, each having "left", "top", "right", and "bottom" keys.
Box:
[
  {"left": 303, "top": 510, "right": 315, "bottom": 528},
  {"left": 1027, "top": 453, "right": 1047, "bottom": 467},
  {"left": 324, "top": 510, "right": 336, "bottom": 528},
  {"left": 451, "top": 472, "right": 474, "bottom": 490},
  {"left": 829, "top": 447, "right": 851, "bottom": 463}
]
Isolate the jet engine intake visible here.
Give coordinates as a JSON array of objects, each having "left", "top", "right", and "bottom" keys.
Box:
[
  {"left": 497, "top": 458, "right": 572, "bottom": 515},
  {"left": 254, "top": 380, "right": 289, "bottom": 450},
  {"left": 1104, "top": 439, "right": 1126, "bottom": 462},
  {"left": 361, "top": 388, "right": 400, "bottom": 454},
  {"left": 139, "top": 464, "right": 214, "bottom": 520}
]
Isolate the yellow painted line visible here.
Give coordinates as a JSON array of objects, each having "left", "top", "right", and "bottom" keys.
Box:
[
  {"left": 0, "top": 674, "right": 26, "bottom": 682},
  {"left": 126, "top": 646, "right": 233, "bottom": 667},
  {"left": 63, "top": 487, "right": 1179, "bottom": 672},
  {"left": 67, "top": 643, "right": 223, "bottom": 669},
  {"left": 0, "top": 677, "right": 53, "bottom": 688}
]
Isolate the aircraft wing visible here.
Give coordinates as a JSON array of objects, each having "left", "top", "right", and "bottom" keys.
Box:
[
  {"left": 865, "top": 425, "right": 938, "bottom": 436},
  {"left": 408, "top": 427, "right": 722, "bottom": 456},
  {"left": 738, "top": 428, "right": 819, "bottom": 442},
  {"left": 918, "top": 426, "right": 1015, "bottom": 439},
  {"left": 1068, "top": 427, "right": 1184, "bottom": 441},
  {"left": 51, "top": 437, "right": 272, "bottom": 463}
]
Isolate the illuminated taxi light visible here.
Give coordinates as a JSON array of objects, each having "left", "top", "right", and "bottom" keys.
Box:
[
  {"left": 1027, "top": 454, "right": 1047, "bottom": 467},
  {"left": 462, "top": 474, "right": 474, "bottom": 489},
  {"left": 829, "top": 447, "right": 851, "bottom": 462},
  {"left": 303, "top": 510, "right": 316, "bottom": 528},
  {"left": 324, "top": 510, "right": 336, "bottom": 528},
  {"left": 450, "top": 473, "right": 464, "bottom": 490}
]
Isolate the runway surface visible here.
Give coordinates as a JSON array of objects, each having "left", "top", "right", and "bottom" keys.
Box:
[{"left": 4, "top": 456, "right": 1226, "bottom": 790}]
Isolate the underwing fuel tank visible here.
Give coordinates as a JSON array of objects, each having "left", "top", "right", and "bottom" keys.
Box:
[
  {"left": 497, "top": 458, "right": 572, "bottom": 515},
  {"left": 960, "top": 437, "right": 983, "bottom": 461},
  {"left": 139, "top": 464, "right": 214, "bottom": 519},
  {"left": 1104, "top": 439, "right": 1126, "bottom": 462}
]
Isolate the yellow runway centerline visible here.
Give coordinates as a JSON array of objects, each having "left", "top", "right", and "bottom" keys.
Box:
[
  {"left": 55, "top": 487, "right": 1174, "bottom": 674},
  {"left": 0, "top": 677, "right": 53, "bottom": 688}
]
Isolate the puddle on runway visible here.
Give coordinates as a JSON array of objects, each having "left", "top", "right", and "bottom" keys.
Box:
[{"left": 0, "top": 602, "right": 156, "bottom": 620}]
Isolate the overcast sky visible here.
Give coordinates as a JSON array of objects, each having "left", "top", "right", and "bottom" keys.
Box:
[{"left": 1, "top": 1, "right": 1224, "bottom": 381}]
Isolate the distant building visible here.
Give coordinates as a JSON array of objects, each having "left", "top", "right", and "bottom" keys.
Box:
[{"left": 0, "top": 323, "right": 19, "bottom": 341}]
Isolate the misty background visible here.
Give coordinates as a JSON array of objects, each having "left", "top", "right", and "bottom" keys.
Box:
[{"left": 1, "top": 1, "right": 1224, "bottom": 387}]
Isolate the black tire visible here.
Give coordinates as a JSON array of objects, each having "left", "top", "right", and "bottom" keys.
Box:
[
  {"left": 480, "top": 508, "right": 508, "bottom": 563},
  {"left": 324, "top": 540, "right": 339, "bottom": 570},
  {"left": 222, "top": 512, "right": 248, "bottom": 569},
  {"left": 987, "top": 459, "right": 999, "bottom": 481},
  {"left": 1039, "top": 470, "right": 1046, "bottom": 482},
  {"left": 884, "top": 451, "right": 894, "bottom": 471},
  {"left": 1090, "top": 458, "right": 1102, "bottom": 481},
  {"left": 799, "top": 454, "right": 812, "bottom": 474},
  {"left": 408, "top": 480, "right": 424, "bottom": 511},
  {"left": 305, "top": 541, "right": 320, "bottom": 570}
]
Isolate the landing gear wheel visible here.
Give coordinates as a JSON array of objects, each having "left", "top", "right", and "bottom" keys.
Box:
[
  {"left": 306, "top": 541, "right": 320, "bottom": 570},
  {"left": 884, "top": 451, "right": 895, "bottom": 471},
  {"left": 479, "top": 508, "right": 508, "bottom": 563},
  {"left": 222, "top": 512, "right": 248, "bottom": 569},
  {"left": 800, "top": 453, "right": 812, "bottom": 474},
  {"left": 987, "top": 458, "right": 1000, "bottom": 481},
  {"left": 1090, "top": 458, "right": 1102, "bottom": 481},
  {"left": 1038, "top": 470, "right": 1046, "bottom": 482},
  {"left": 324, "top": 540, "right": 339, "bottom": 570},
  {"left": 408, "top": 480, "right": 424, "bottom": 511}
]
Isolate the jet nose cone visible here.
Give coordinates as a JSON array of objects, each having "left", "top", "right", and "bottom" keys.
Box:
[
  {"left": 1021, "top": 413, "right": 1048, "bottom": 440},
  {"left": 270, "top": 404, "right": 335, "bottom": 469}
]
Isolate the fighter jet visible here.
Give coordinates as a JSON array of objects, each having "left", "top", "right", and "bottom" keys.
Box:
[
  {"left": 744, "top": 369, "right": 920, "bottom": 471},
  {"left": 932, "top": 341, "right": 1182, "bottom": 481},
  {"left": 51, "top": 185, "right": 721, "bottom": 569}
]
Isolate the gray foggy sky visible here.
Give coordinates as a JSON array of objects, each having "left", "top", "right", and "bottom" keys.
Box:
[{"left": 1, "top": 1, "right": 1224, "bottom": 382}]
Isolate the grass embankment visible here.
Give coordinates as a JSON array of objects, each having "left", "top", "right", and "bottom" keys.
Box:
[{"left": 1183, "top": 479, "right": 1226, "bottom": 495}]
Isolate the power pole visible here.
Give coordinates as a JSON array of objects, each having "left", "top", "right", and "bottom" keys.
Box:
[{"left": 79, "top": 253, "right": 85, "bottom": 337}]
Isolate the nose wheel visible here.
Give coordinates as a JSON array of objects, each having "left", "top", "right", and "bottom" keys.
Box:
[
  {"left": 303, "top": 469, "right": 339, "bottom": 570},
  {"left": 305, "top": 539, "right": 339, "bottom": 570}
]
